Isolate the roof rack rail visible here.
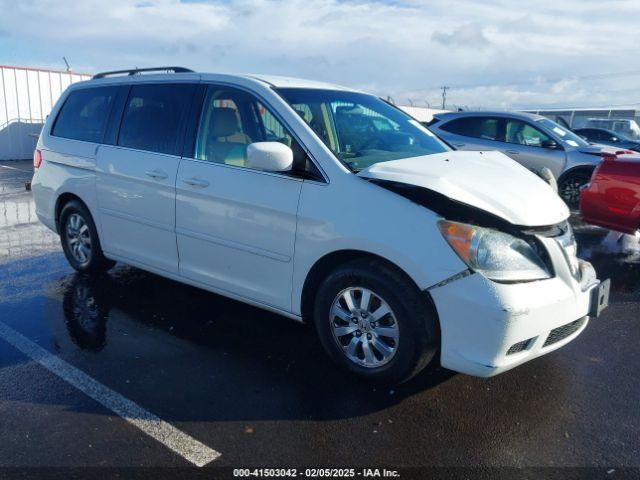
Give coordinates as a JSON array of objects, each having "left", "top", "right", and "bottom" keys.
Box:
[{"left": 92, "top": 66, "right": 194, "bottom": 79}]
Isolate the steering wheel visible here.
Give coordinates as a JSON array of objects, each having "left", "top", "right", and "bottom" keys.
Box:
[{"left": 359, "top": 134, "right": 386, "bottom": 151}]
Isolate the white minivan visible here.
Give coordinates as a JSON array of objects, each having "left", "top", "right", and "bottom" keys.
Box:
[{"left": 32, "top": 67, "right": 609, "bottom": 384}]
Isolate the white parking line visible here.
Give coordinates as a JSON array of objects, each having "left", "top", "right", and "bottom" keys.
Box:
[
  {"left": 0, "top": 164, "right": 32, "bottom": 173},
  {"left": 0, "top": 321, "right": 220, "bottom": 467}
]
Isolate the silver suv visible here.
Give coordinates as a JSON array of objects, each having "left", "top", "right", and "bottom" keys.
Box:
[{"left": 428, "top": 111, "right": 609, "bottom": 208}]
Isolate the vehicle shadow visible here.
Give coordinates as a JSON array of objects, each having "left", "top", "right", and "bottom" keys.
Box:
[
  {"left": 2, "top": 223, "right": 633, "bottom": 426},
  {"left": 50, "top": 268, "right": 457, "bottom": 422},
  {"left": 576, "top": 228, "right": 640, "bottom": 296}
]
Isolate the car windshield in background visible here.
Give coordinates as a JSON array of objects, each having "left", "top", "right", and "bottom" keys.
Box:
[
  {"left": 616, "top": 132, "right": 636, "bottom": 142},
  {"left": 536, "top": 118, "right": 590, "bottom": 148},
  {"left": 606, "top": 130, "right": 636, "bottom": 142},
  {"left": 276, "top": 88, "right": 450, "bottom": 171}
]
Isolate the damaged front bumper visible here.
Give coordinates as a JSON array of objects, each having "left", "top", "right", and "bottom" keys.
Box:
[{"left": 428, "top": 232, "right": 610, "bottom": 377}]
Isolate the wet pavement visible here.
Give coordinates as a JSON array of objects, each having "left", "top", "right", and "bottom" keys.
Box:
[{"left": 0, "top": 160, "right": 639, "bottom": 474}]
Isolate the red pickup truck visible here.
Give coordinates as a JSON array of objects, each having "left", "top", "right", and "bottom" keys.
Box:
[{"left": 580, "top": 151, "right": 640, "bottom": 234}]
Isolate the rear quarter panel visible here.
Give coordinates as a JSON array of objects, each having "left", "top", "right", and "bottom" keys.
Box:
[
  {"left": 31, "top": 145, "right": 99, "bottom": 235},
  {"left": 31, "top": 87, "right": 100, "bottom": 234}
]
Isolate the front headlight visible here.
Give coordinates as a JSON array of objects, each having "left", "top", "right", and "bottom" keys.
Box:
[{"left": 438, "top": 220, "right": 552, "bottom": 282}]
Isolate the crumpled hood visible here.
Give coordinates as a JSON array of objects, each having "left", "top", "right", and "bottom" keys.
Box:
[
  {"left": 578, "top": 144, "right": 625, "bottom": 155},
  {"left": 577, "top": 144, "right": 607, "bottom": 154},
  {"left": 578, "top": 144, "right": 609, "bottom": 154},
  {"left": 357, "top": 150, "right": 569, "bottom": 227}
]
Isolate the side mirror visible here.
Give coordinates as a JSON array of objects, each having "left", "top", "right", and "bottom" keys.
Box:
[
  {"left": 541, "top": 139, "right": 559, "bottom": 150},
  {"left": 246, "top": 142, "right": 293, "bottom": 172}
]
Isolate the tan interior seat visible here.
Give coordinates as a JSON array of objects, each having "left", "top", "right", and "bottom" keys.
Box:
[{"left": 203, "top": 107, "right": 252, "bottom": 165}]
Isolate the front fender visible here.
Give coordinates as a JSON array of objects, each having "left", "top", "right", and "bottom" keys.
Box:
[{"left": 290, "top": 177, "right": 467, "bottom": 315}]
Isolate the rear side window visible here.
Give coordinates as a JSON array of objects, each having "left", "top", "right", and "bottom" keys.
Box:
[
  {"left": 440, "top": 117, "right": 499, "bottom": 141},
  {"left": 52, "top": 87, "right": 118, "bottom": 143},
  {"left": 118, "top": 84, "right": 195, "bottom": 155}
]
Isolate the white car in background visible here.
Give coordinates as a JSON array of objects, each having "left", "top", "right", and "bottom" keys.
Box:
[{"left": 31, "top": 67, "right": 609, "bottom": 384}]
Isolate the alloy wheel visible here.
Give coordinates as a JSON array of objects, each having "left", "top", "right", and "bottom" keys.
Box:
[
  {"left": 66, "top": 213, "right": 92, "bottom": 265},
  {"left": 329, "top": 287, "right": 399, "bottom": 368},
  {"left": 559, "top": 175, "right": 587, "bottom": 210}
]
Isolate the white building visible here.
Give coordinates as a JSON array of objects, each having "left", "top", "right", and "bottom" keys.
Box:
[
  {"left": 0, "top": 65, "right": 91, "bottom": 160},
  {"left": 397, "top": 105, "right": 449, "bottom": 124}
]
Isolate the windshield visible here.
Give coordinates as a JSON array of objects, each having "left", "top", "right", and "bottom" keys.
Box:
[
  {"left": 536, "top": 118, "right": 590, "bottom": 148},
  {"left": 276, "top": 88, "right": 450, "bottom": 171},
  {"left": 611, "top": 131, "right": 636, "bottom": 142}
]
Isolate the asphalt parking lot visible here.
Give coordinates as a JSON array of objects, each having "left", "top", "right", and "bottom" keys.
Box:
[{"left": 0, "top": 160, "right": 639, "bottom": 477}]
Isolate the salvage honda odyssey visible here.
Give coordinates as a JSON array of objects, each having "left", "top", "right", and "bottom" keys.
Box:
[{"left": 31, "top": 67, "right": 610, "bottom": 384}]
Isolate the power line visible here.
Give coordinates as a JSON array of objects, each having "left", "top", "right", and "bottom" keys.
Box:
[
  {"left": 440, "top": 86, "right": 449, "bottom": 109},
  {"left": 393, "top": 68, "right": 640, "bottom": 98}
]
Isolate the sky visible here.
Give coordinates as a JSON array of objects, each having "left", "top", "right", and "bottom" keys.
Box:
[{"left": 0, "top": 0, "right": 639, "bottom": 109}]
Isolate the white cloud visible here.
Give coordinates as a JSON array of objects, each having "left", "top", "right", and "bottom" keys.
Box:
[
  {"left": 0, "top": 0, "right": 638, "bottom": 108},
  {"left": 432, "top": 24, "right": 490, "bottom": 48}
]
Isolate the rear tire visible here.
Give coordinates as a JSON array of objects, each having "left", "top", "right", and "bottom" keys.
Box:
[
  {"left": 59, "top": 200, "right": 115, "bottom": 273},
  {"left": 558, "top": 171, "right": 591, "bottom": 210},
  {"left": 313, "top": 258, "right": 439, "bottom": 385}
]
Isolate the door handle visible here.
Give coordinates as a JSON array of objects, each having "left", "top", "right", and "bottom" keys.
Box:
[
  {"left": 145, "top": 169, "right": 168, "bottom": 180},
  {"left": 452, "top": 143, "right": 466, "bottom": 148},
  {"left": 505, "top": 150, "right": 520, "bottom": 155},
  {"left": 181, "top": 177, "right": 210, "bottom": 188}
]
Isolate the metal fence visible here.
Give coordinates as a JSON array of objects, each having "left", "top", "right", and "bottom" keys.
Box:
[
  {"left": 524, "top": 107, "right": 640, "bottom": 139},
  {"left": 0, "top": 66, "right": 91, "bottom": 160}
]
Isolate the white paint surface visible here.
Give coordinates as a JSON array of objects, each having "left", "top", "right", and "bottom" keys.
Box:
[
  {"left": 0, "top": 321, "right": 220, "bottom": 467},
  {"left": 357, "top": 150, "right": 569, "bottom": 227}
]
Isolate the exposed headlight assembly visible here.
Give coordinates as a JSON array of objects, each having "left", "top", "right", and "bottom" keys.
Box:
[{"left": 438, "top": 220, "right": 551, "bottom": 282}]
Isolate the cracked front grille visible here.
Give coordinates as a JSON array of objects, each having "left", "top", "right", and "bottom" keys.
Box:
[{"left": 554, "top": 222, "right": 581, "bottom": 281}]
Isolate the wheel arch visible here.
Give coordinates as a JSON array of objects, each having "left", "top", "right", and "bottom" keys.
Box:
[
  {"left": 54, "top": 192, "right": 91, "bottom": 233},
  {"left": 299, "top": 249, "right": 438, "bottom": 325},
  {"left": 558, "top": 164, "right": 596, "bottom": 185},
  {"left": 558, "top": 165, "right": 597, "bottom": 208}
]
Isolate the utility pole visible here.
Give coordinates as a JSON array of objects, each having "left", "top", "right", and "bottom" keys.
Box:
[{"left": 441, "top": 86, "right": 449, "bottom": 109}]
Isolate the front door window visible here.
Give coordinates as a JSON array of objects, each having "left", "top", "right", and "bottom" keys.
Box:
[
  {"left": 194, "top": 86, "right": 310, "bottom": 174},
  {"left": 505, "top": 120, "right": 551, "bottom": 147}
]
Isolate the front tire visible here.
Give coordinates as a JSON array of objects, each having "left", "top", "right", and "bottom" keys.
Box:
[
  {"left": 558, "top": 171, "right": 591, "bottom": 210},
  {"left": 313, "top": 258, "right": 439, "bottom": 385},
  {"left": 59, "top": 200, "right": 115, "bottom": 273}
]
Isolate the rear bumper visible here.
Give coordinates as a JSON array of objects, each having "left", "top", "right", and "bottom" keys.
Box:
[{"left": 429, "top": 267, "right": 603, "bottom": 377}]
